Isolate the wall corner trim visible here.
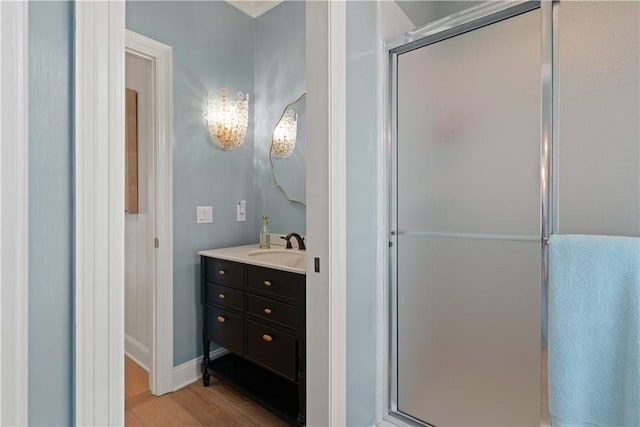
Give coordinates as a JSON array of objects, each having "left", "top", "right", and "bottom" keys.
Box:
[{"left": 0, "top": 1, "right": 29, "bottom": 425}]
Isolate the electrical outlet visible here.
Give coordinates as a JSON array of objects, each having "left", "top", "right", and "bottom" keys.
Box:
[{"left": 197, "top": 206, "right": 213, "bottom": 223}]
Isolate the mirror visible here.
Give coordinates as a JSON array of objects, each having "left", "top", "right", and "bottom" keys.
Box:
[{"left": 269, "top": 93, "right": 306, "bottom": 207}]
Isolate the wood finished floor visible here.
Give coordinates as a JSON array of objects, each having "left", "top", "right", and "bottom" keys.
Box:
[
  {"left": 125, "top": 357, "right": 289, "bottom": 427},
  {"left": 126, "top": 354, "right": 550, "bottom": 426}
]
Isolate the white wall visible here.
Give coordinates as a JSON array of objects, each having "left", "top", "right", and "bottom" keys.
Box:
[
  {"left": 125, "top": 52, "right": 153, "bottom": 369},
  {"left": 380, "top": 1, "right": 414, "bottom": 37}
]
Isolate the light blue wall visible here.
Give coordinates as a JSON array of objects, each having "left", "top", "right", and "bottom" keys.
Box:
[
  {"left": 126, "top": 1, "right": 257, "bottom": 366},
  {"left": 28, "top": 1, "right": 74, "bottom": 425},
  {"left": 346, "top": 2, "right": 378, "bottom": 425},
  {"left": 253, "top": 0, "right": 306, "bottom": 235}
]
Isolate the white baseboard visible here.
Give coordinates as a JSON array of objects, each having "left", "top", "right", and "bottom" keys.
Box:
[
  {"left": 172, "top": 347, "right": 229, "bottom": 392},
  {"left": 125, "top": 334, "right": 150, "bottom": 371}
]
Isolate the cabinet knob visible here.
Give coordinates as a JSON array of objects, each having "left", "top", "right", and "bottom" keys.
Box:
[
  {"left": 264, "top": 280, "right": 272, "bottom": 287},
  {"left": 264, "top": 308, "right": 272, "bottom": 315},
  {"left": 217, "top": 316, "right": 226, "bottom": 323},
  {"left": 218, "top": 270, "right": 226, "bottom": 276},
  {"left": 262, "top": 334, "right": 273, "bottom": 342},
  {"left": 218, "top": 293, "right": 225, "bottom": 299}
]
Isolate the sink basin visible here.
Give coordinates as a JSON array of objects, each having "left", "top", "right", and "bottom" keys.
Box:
[{"left": 247, "top": 248, "right": 306, "bottom": 270}]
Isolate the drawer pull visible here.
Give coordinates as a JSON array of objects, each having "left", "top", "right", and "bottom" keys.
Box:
[
  {"left": 218, "top": 293, "right": 225, "bottom": 299},
  {"left": 264, "top": 280, "right": 272, "bottom": 287},
  {"left": 217, "top": 316, "right": 226, "bottom": 323},
  {"left": 262, "top": 334, "right": 273, "bottom": 342},
  {"left": 218, "top": 270, "right": 226, "bottom": 276},
  {"left": 264, "top": 308, "right": 272, "bottom": 315}
]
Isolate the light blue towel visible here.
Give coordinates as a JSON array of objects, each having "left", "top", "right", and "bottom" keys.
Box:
[{"left": 549, "top": 234, "right": 640, "bottom": 427}]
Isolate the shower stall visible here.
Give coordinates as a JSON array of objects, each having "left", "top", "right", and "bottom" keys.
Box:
[{"left": 387, "top": 1, "right": 639, "bottom": 425}]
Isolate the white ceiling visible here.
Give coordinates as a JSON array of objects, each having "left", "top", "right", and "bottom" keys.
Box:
[{"left": 224, "top": 0, "right": 283, "bottom": 18}]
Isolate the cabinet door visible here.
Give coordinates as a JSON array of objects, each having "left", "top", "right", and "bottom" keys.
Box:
[
  {"left": 207, "top": 305, "right": 243, "bottom": 354},
  {"left": 206, "top": 283, "right": 244, "bottom": 312},
  {"left": 245, "top": 320, "right": 297, "bottom": 382},
  {"left": 246, "top": 294, "right": 296, "bottom": 330},
  {"left": 246, "top": 267, "right": 301, "bottom": 304},
  {"left": 206, "top": 258, "right": 244, "bottom": 289}
]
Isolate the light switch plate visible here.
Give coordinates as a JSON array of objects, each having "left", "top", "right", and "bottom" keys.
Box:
[
  {"left": 197, "top": 206, "right": 213, "bottom": 223},
  {"left": 237, "top": 200, "right": 246, "bottom": 222}
]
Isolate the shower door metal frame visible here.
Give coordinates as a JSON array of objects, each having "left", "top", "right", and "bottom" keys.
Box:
[{"left": 384, "top": 1, "right": 554, "bottom": 425}]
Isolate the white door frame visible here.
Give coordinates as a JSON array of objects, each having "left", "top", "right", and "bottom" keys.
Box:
[
  {"left": 125, "top": 29, "right": 174, "bottom": 397},
  {"left": 76, "top": 1, "right": 345, "bottom": 424},
  {"left": 306, "top": 1, "right": 347, "bottom": 425},
  {"left": 0, "top": 1, "right": 29, "bottom": 425},
  {"left": 327, "top": 2, "right": 347, "bottom": 424},
  {"left": 75, "top": 2, "right": 126, "bottom": 425}
]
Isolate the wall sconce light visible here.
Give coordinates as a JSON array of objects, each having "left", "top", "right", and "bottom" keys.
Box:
[
  {"left": 271, "top": 110, "right": 298, "bottom": 159},
  {"left": 204, "top": 88, "right": 249, "bottom": 151}
]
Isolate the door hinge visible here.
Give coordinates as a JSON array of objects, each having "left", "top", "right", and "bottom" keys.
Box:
[{"left": 154, "top": 237, "right": 159, "bottom": 248}]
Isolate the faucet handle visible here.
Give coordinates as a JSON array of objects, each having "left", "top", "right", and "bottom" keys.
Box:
[
  {"left": 280, "top": 235, "right": 293, "bottom": 249},
  {"left": 285, "top": 232, "right": 305, "bottom": 251}
]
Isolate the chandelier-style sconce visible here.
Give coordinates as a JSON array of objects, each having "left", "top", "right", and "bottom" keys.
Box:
[
  {"left": 204, "top": 88, "right": 249, "bottom": 151},
  {"left": 271, "top": 109, "right": 298, "bottom": 159}
]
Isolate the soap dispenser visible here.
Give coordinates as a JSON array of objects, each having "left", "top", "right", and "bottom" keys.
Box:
[{"left": 259, "top": 216, "right": 270, "bottom": 249}]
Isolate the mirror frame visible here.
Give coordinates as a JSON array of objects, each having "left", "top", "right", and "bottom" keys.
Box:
[{"left": 269, "top": 92, "right": 307, "bottom": 207}]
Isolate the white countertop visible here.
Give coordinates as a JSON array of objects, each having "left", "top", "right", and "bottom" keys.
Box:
[{"left": 199, "top": 244, "right": 306, "bottom": 275}]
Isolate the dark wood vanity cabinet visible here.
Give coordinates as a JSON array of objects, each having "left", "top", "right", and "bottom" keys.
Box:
[{"left": 200, "top": 256, "right": 306, "bottom": 425}]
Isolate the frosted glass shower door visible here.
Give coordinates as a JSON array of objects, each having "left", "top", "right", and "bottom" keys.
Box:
[
  {"left": 556, "top": 1, "right": 640, "bottom": 237},
  {"left": 394, "top": 9, "right": 541, "bottom": 426}
]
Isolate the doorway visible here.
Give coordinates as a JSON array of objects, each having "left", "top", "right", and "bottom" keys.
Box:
[
  {"left": 74, "top": 3, "right": 346, "bottom": 423},
  {"left": 124, "top": 30, "right": 174, "bottom": 397},
  {"left": 125, "top": 48, "right": 154, "bottom": 391}
]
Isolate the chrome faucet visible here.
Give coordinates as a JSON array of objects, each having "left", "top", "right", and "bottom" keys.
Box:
[{"left": 281, "top": 233, "right": 306, "bottom": 250}]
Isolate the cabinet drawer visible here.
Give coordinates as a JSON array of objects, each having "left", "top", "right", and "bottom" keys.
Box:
[
  {"left": 246, "top": 267, "right": 302, "bottom": 304},
  {"left": 246, "top": 294, "right": 296, "bottom": 330},
  {"left": 245, "top": 320, "right": 296, "bottom": 382},
  {"left": 206, "top": 283, "right": 243, "bottom": 312},
  {"left": 206, "top": 258, "right": 243, "bottom": 289},
  {"left": 207, "top": 306, "right": 243, "bottom": 354}
]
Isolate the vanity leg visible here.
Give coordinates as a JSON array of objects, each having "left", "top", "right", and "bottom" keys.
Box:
[
  {"left": 297, "top": 340, "right": 306, "bottom": 425},
  {"left": 202, "top": 372, "right": 210, "bottom": 387},
  {"left": 202, "top": 337, "right": 211, "bottom": 386},
  {"left": 296, "top": 375, "right": 306, "bottom": 425},
  {"left": 201, "top": 256, "right": 211, "bottom": 386}
]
